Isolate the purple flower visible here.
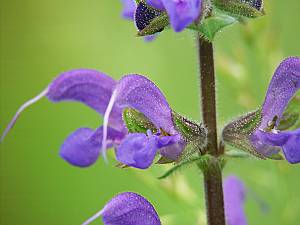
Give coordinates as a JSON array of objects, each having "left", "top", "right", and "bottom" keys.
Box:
[
  {"left": 224, "top": 176, "right": 248, "bottom": 225},
  {"left": 1, "top": 69, "right": 185, "bottom": 169},
  {"left": 82, "top": 192, "right": 161, "bottom": 225},
  {"left": 147, "top": 0, "right": 202, "bottom": 32},
  {"left": 251, "top": 57, "right": 300, "bottom": 163}
]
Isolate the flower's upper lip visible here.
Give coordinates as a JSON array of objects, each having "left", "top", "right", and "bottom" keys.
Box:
[
  {"left": 260, "top": 57, "right": 300, "bottom": 129},
  {"left": 252, "top": 57, "right": 300, "bottom": 163}
]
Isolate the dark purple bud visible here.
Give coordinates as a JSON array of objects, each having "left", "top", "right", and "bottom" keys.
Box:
[{"left": 135, "top": 2, "right": 163, "bottom": 31}]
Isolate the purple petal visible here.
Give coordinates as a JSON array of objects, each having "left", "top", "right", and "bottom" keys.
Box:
[
  {"left": 115, "top": 74, "right": 176, "bottom": 135},
  {"left": 116, "top": 133, "right": 159, "bottom": 169},
  {"left": 121, "top": 0, "right": 136, "bottom": 20},
  {"left": 1, "top": 69, "right": 125, "bottom": 142},
  {"left": 47, "top": 69, "right": 124, "bottom": 130},
  {"left": 260, "top": 57, "right": 300, "bottom": 129},
  {"left": 60, "top": 126, "right": 125, "bottom": 167},
  {"left": 159, "top": 139, "right": 185, "bottom": 160},
  {"left": 161, "top": 0, "right": 202, "bottom": 32},
  {"left": 144, "top": 34, "right": 157, "bottom": 42},
  {"left": 224, "top": 176, "right": 248, "bottom": 225},
  {"left": 250, "top": 132, "right": 282, "bottom": 158},
  {"left": 255, "top": 128, "right": 300, "bottom": 164},
  {"left": 147, "top": 0, "right": 165, "bottom": 10},
  {"left": 116, "top": 131, "right": 180, "bottom": 169},
  {"left": 82, "top": 192, "right": 161, "bottom": 225}
]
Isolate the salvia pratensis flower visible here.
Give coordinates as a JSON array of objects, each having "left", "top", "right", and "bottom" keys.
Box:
[
  {"left": 82, "top": 192, "right": 161, "bottom": 225},
  {"left": 1, "top": 69, "right": 204, "bottom": 169},
  {"left": 223, "top": 57, "right": 300, "bottom": 163}
]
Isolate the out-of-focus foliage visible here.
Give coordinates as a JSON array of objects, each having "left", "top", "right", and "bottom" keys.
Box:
[{"left": 0, "top": 1, "right": 299, "bottom": 225}]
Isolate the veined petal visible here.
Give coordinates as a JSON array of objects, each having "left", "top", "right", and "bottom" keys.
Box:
[
  {"left": 147, "top": 0, "right": 165, "bottom": 10},
  {"left": 60, "top": 126, "right": 125, "bottom": 167},
  {"left": 82, "top": 192, "right": 161, "bottom": 225},
  {"left": 255, "top": 128, "right": 300, "bottom": 164},
  {"left": 116, "top": 133, "right": 159, "bottom": 169},
  {"left": 121, "top": 0, "right": 136, "bottom": 20},
  {"left": 161, "top": 0, "right": 202, "bottom": 32},
  {"left": 115, "top": 74, "right": 176, "bottom": 134},
  {"left": 224, "top": 176, "right": 248, "bottom": 225},
  {"left": 260, "top": 57, "right": 300, "bottom": 129}
]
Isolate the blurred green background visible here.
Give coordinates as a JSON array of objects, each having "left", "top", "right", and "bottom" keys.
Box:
[{"left": 0, "top": 1, "right": 299, "bottom": 224}]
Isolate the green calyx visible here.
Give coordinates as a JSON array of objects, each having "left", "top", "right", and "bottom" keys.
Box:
[
  {"left": 222, "top": 109, "right": 266, "bottom": 159},
  {"left": 137, "top": 13, "right": 169, "bottom": 36},
  {"left": 213, "top": 0, "right": 265, "bottom": 18},
  {"left": 172, "top": 111, "right": 207, "bottom": 161}
]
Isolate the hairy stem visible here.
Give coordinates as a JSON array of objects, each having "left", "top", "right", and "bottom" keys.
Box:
[{"left": 197, "top": 35, "right": 225, "bottom": 225}]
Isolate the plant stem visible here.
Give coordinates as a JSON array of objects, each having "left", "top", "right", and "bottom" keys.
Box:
[{"left": 197, "top": 35, "right": 225, "bottom": 225}]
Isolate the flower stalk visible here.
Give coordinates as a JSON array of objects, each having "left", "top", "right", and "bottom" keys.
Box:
[{"left": 197, "top": 35, "right": 225, "bottom": 225}]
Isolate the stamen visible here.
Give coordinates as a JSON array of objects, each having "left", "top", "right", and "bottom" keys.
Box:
[
  {"left": 1, "top": 87, "right": 49, "bottom": 143},
  {"left": 102, "top": 89, "right": 118, "bottom": 162},
  {"left": 81, "top": 209, "right": 103, "bottom": 225},
  {"left": 265, "top": 115, "right": 278, "bottom": 131}
]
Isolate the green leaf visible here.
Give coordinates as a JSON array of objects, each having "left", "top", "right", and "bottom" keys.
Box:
[
  {"left": 222, "top": 109, "right": 266, "bottom": 159},
  {"left": 213, "top": 0, "right": 265, "bottom": 18},
  {"left": 122, "top": 108, "right": 157, "bottom": 134},
  {"left": 198, "top": 13, "right": 237, "bottom": 41},
  {"left": 137, "top": 13, "right": 169, "bottom": 36},
  {"left": 278, "top": 96, "right": 300, "bottom": 131},
  {"left": 158, "top": 155, "right": 212, "bottom": 179}
]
